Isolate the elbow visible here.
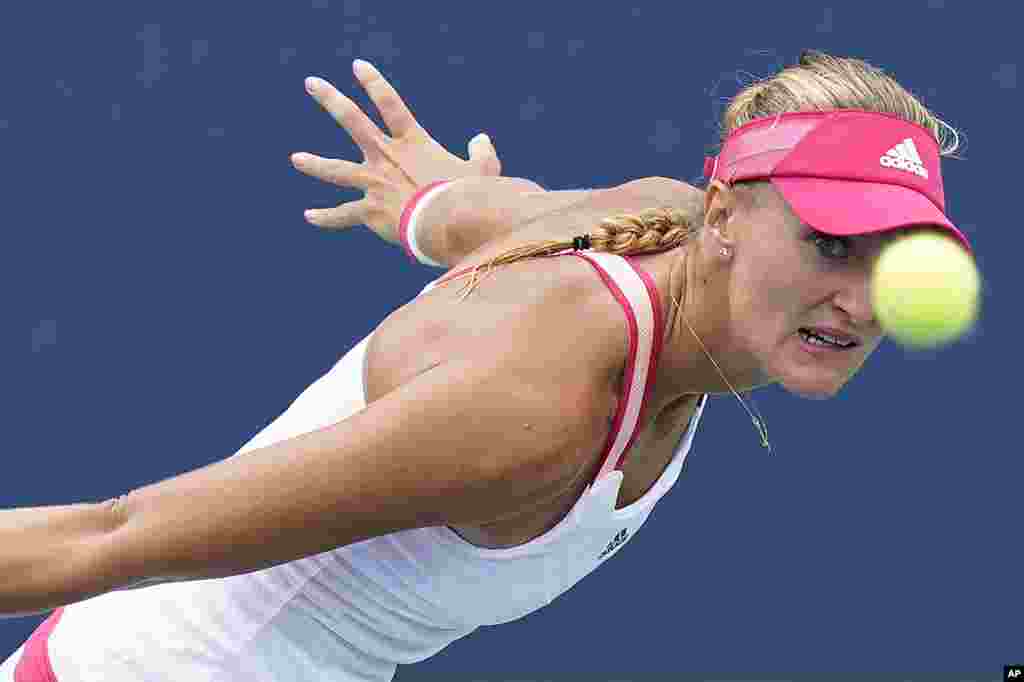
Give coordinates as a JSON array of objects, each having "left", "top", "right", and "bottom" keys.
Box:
[
  {"left": 506, "top": 177, "right": 547, "bottom": 193},
  {"left": 621, "top": 177, "right": 705, "bottom": 201},
  {"left": 83, "top": 495, "right": 142, "bottom": 594},
  {"left": 104, "top": 495, "right": 130, "bottom": 528},
  {"left": 91, "top": 491, "right": 194, "bottom": 588}
]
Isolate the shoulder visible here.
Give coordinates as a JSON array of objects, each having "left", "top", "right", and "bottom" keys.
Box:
[{"left": 428, "top": 253, "right": 629, "bottom": 434}]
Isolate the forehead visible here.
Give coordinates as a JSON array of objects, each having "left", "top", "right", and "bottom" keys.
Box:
[{"left": 736, "top": 181, "right": 796, "bottom": 222}]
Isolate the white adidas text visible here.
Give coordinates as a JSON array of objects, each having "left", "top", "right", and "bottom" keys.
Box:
[{"left": 879, "top": 138, "right": 928, "bottom": 179}]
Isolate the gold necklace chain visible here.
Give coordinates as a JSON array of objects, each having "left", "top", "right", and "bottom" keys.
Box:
[{"left": 672, "top": 292, "right": 773, "bottom": 454}]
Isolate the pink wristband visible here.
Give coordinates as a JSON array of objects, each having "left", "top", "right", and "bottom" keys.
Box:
[{"left": 398, "top": 180, "right": 456, "bottom": 267}]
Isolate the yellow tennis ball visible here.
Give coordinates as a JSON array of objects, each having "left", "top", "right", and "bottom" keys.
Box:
[{"left": 871, "top": 231, "right": 980, "bottom": 349}]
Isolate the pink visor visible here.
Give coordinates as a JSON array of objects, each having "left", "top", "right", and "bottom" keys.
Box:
[{"left": 703, "top": 110, "right": 971, "bottom": 253}]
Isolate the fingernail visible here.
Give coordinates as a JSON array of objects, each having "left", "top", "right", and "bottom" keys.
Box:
[
  {"left": 304, "top": 210, "right": 315, "bottom": 221},
  {"left": 353, "top": 59, "right": 371, "bottom": 73},
  {"left": 305, "top": 77, "right": 321, "bottom": 93}
]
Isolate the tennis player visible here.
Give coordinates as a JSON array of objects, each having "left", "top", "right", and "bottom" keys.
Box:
[{"left": 1, "top": 50, "right": 970, "bottom": 681}]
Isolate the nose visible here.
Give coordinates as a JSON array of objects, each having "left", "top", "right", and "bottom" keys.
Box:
[{"left": 832, "top": 273, "right": 878, "bottom": 330}]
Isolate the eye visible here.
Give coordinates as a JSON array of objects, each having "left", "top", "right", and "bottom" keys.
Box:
[{"left": 806, "top": 230, "right": 852, "bottom": 261}]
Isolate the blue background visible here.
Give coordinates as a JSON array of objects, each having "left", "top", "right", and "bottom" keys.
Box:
[{"left": 2, "top": 1, "right": 1019, "bottom": 678}]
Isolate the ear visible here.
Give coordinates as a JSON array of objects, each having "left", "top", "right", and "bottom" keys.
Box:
[{"left": 703, "top": 180, "right": 738, "bottom": 249}]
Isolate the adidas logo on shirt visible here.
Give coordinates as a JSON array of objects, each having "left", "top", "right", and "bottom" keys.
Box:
[
  {"left": 598, "top": 528, "right": 630, "bottom": 560},
  {"left": 879, "top": 137, "right": 929, "bottom": 179}
]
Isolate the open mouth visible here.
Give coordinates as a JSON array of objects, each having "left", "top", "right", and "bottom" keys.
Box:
[{"left": 798, "top": 327, "right": 859, "bottom": 350}]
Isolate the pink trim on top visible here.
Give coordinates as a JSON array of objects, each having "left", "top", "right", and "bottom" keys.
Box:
[
  {"left": 577, "top": 253, "right": 665, "bottom": 482},
  {"left": 398, "top": 180, "right": 451, "bottom": 263},
  {"left": 571, "top": 255, "right": 639, "bottom": 477},
  {"left": 14, "top": 607, "right": 63, "bottom": 682},
  {"left": 617, "top": 254, "right": 665, "bottom": 468}
]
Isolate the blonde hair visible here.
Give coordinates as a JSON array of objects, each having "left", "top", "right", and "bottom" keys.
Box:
[{"left": 447, "top": 49, "right": 962, "bottom": 302}]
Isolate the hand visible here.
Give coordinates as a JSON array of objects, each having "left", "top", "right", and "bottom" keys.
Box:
[{"left": 290, "top": 60, "right": 502, "bottom": 246}]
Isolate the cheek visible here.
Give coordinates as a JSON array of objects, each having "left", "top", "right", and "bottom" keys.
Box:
[{"left": 729, "top": 255, "right": 810, "bottom": 335}]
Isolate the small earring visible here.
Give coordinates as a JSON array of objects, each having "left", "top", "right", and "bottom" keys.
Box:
[{"left": 720, "top": 246, "right": 731, "bottom": 257}]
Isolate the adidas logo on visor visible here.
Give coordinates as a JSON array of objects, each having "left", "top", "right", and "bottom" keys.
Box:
[{"left": 879, "top": 137, "right": 929, "bottom": 179}]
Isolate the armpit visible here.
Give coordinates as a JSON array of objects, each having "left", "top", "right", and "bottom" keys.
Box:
[{"left": 651, "top": 394, "right": 701, "bottom": 440}]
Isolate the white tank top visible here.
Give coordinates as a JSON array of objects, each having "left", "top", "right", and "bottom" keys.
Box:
[{"left": 44, "top": 252, "right": 708, "bottom": 681}]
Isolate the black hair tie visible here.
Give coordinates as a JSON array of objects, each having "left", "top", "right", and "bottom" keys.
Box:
[{"left": 572, "top": 234, "right": 592, "bottom": 251}]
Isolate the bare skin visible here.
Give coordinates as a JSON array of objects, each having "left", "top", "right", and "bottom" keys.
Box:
[
  {"left": 0, "top": 63, "right": 907, "bottom": 616},
  {"left": 296, "top": 62, "right": 892, "bottom": 547},
  {"left": 653, "top": 179, "right": 889, "bottom": 403},
  {"left": 362, "top": 185, "right": 706, "bottom": 548},
  {"left": 292, "top": 61, "right": 889, "bottom": 407},
  {"left": 361, "top": 177, "right": 892, "bottom": 548}
]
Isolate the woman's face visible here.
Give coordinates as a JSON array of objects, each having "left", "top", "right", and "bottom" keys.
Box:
[{"left": 723, "top": 182, "right": 888, "bottom": 399}]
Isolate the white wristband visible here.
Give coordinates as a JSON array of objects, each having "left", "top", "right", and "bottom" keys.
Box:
[{"left": 399, "top": 180, "right": 459, "bottom": 268}]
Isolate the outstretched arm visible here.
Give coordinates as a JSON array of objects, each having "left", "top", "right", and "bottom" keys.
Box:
[
  {"left": 1, "top": 331, "right": 607, "bottom": 617},
  {"left": 409, "top": 176, "right": 706, "bottom": 268},
  {"left": 290, "top": 61, "right": 705, "bottom": 269},
  {"left": 411, "top": 178, "right": 596, "bottom": 268}
]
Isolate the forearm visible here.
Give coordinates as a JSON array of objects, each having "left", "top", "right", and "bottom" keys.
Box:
[
  {"left": 416, "top": 177, "right": 598, "bottom": 267},
  {"left": 0, "top": 501, "right": 119, "bottom": 618}
]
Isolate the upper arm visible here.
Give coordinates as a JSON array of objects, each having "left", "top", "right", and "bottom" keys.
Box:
[
  {"left": 438, "top": 177, "right": 594, "bottom": 265},
  {"left": 100, "top": 348, "right": 605, "bottom": 587},
  {"left": 438, "top": 176, "right": 707, "bottom": 269}
]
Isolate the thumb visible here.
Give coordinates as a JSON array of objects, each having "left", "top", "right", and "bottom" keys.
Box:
[{"left": 468, "top": 133, "right": 502, "bottom": 176}]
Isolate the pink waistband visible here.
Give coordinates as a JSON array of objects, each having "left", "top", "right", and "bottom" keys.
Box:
[{"left": 14, "top": 607, "right": 64, "bottom": 682}]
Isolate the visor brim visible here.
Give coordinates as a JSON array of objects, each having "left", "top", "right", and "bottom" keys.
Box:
[{"left": 770, "top": 177, "right": 971, "bottom": 253}]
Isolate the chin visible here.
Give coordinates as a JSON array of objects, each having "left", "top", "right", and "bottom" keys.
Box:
[
  {"left": 765, "top": 337, "right": 861, "bottom": 400},
  {"left": 780, "top": 379, "right": 843, "bottom": 400},
  {"left": 774, "top": 366, "right": 848, "bottom": 400}
]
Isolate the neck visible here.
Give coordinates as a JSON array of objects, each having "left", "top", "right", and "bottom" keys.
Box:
[
  {"left": 633, "top": 245, "right": 769, "bottom": 411},
  {"left": 624, "top": 245, "right": 774, "bottom": 453}
]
